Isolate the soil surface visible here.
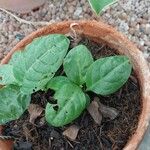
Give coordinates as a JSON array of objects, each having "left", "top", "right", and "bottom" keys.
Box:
[{"left": 2, "top": 37, "right": 141, "bottom": 150}]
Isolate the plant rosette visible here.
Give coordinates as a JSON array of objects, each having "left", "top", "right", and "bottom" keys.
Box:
[
  {"left": 0, "top": 21, "right": 150, "bottom": 150},
  {"left": 0, "top": 34, "right": 131, "bottom": 126}
]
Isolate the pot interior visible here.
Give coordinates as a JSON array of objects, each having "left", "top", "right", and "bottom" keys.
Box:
[{"left": 0, "top": 21, "right": 149, "bottom": 150}]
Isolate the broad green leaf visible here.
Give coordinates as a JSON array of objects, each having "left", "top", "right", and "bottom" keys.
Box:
[
  {"left": 86, "top": 56, "right": 132, "bottom": 95},
  {"left": 88, "top": 0, "right": 118, "bottom": 14},
  {"left": 64, "top": 45, "right": 93, "bottom": 85},
  {"left": 0, "top": 85, "right": 31, "bottom": 125},
  {"left": 45, "top": 82, "right": 87, "bottom": 127},
  {"left": 9, "top": 51, "right": 26, "bottom": 84},
  {"left": 46, "top": 76, "right": 72, "bottom": 91},
  {"left": 0, "top": 64, "right": 17, "bottom": 85},
  {"left": 9, "top": 34, "right": 70, "bottom": 94}
]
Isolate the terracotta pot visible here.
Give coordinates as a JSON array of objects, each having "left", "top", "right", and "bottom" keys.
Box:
[
  {"left": 0, "top": 21, "right": 150, "bottom": 150},
  {"left": 0, "top": 0, "right": 46, "bottom": 14}
]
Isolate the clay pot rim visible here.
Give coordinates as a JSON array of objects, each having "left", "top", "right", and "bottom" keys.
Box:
[{"left": 0, "top": 20, "right": 150, "bottom": 150}]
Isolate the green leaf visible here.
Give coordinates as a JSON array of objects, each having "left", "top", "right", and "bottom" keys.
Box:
[
  {"left": 0, "top": 64, "right": 17, "bottom": 85},
  {"left": 88, "top": 0, "right": 118, "bottom": 14},
  {"left": 9, "top": 34, "right": 70, "bottom": 94},
  {"left": 86, "top": 56, "right": 132, "bottom": 95},
  {"left": 0, "top": 85, "right": 31, "bottom": 125},
  {"left": 9, "top": 51, "right": 26, "bottom": 85},
  {"left": 46, "top": 76, "right": 72, "bottom": 91},
  {"left": 45, "top": 82, "right": 87, "bottom": 127},
  {"left": 64, "top": 45, "right": 93, "bottom": 85}
]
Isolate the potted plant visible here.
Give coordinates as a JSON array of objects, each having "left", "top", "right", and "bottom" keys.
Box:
[
  {"left": 0, "top": 20, "right": 150, "bottom": 150},
  {"left": 0, "top": 1, "right": 150, "bottom": 150}
]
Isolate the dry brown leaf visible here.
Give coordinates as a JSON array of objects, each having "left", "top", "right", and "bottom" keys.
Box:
[
  {"left": 28, "top": 104, "right": 43, "bottom": 124},
  {"left": 87, "top": 100, "right": 102, "bottom": 125},
  {"left": 63, "top": 125, "right": 80, "bottom": 141},
  {"left": 94, "top": 97, "right": 119, "bottom": 120}
]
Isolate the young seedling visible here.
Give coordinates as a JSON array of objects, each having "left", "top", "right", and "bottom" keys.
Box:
[{"left": 0, "top": 34, "right": 132, "bottom": 127}]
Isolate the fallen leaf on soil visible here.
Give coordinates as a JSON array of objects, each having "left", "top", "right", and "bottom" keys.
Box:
[
  {"left": 94, "top": 97, "right": 119, "bottom": 120},
  {"left": 28, "top": 104, "right": 43, "bottom": 124},
  {"left": 87, "top": 100, "right": 102, "bottom": 125},
  {"left": 63, "top": 125, "right": 80, "bottom": 141}
]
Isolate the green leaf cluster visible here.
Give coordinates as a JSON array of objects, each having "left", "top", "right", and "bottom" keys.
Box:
[
  {"left": 46, "top": 45, "right": 132, "bottom": 126},
  {"left": 0, "top": 34, "right": 69, "bottom": 124},
  {"left": 0, "top": 34, "right": 132, "bottom": 127}
]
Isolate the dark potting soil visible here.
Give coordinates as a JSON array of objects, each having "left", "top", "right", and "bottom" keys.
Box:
[{"left": 2, "top": 37, "right": 141, "bottom": 150}]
